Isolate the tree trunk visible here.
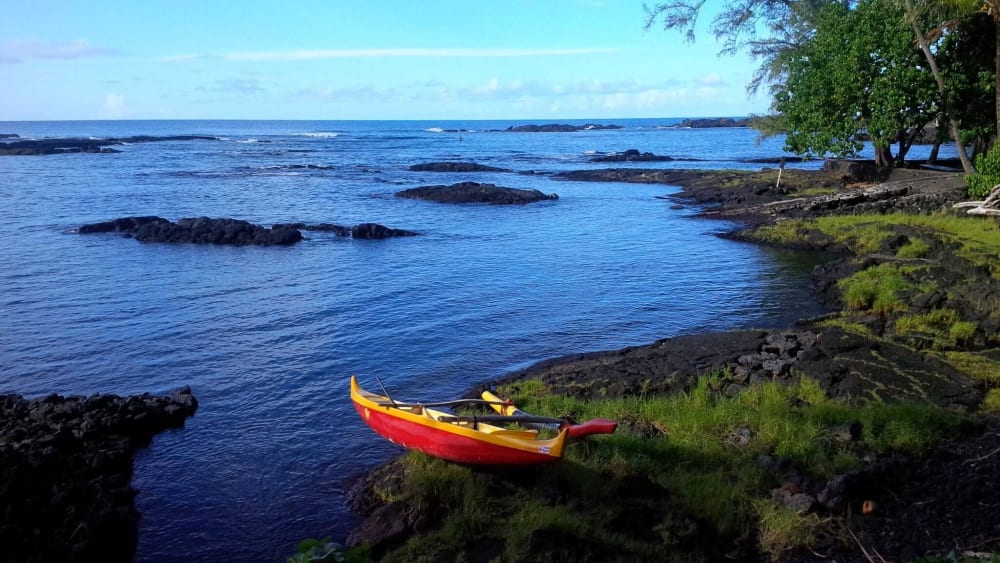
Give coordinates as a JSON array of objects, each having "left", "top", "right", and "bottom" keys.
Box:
[
  {"left": 929, "top": 140, "right": 941, "bottom": 163},
  {"left": 875, "top": 145, "right": 894, "bottom": 168},
  {"left": 903, "top": 0, "right": 976, "bottom": 174}
]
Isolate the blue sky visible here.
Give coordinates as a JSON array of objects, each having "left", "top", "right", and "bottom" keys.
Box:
[{"left": 0, "top": 0, "right": 770, "bottom": 121}]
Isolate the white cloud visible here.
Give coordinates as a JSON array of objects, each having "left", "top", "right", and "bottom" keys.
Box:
[
  {"left": 103, "top": 94, "right": 131, "bottom": 118},
  {"left": 697, "top": 73, "right": 724, "bottom": 86},
  {"left": 0, "top": 39, "right": 114, "bottom": 63}
]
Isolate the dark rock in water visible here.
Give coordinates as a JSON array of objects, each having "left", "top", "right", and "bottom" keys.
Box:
[
  {"left": 0, "top": 135, "right": 218, "bottom": 156},
  {"left": 396, "top": 182, "right": 558, "bottom": 204},
  {"left": 0, "top": 387, "right": 197, "bottom": 562},
  {"left": 351, "top": 223, "right": 419, "bottom": 239},
  {"left": 78, "top": 216, "right": 170, "bottom": 234},
  {"left": 408, "top": 162, "right": 510, "bottom": 173},
  {"left": 504, "top": 123, "right": 622, "bottom": 133},
  {"left": 274, "top": 222, "right": 417, "bottom": 239},
  {"left": 0, "top": 133, "right": 20, "bottom": 139},
  {"left": 674, "top": 117, "right": 749, "bottom": 128},
  {"left": 80, "top": 216, "right": 303, "bottom": 246},
  {"left": 133, "top": 217, "right": 302, "bottom": 245},
  {"left": 591, "top": 149, "right": 676, "bottom": 162}
]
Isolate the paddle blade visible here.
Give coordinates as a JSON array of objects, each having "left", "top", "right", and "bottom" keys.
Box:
[{"left": 565, "top": 418, "right": 617, "bottom": 440}]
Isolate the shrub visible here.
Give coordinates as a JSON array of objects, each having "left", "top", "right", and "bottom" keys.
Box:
[{"left": 967, "top": 142, "right": 1000, "bottom": 198}]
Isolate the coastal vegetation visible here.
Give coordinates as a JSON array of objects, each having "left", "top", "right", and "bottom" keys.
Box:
[
  {"left": 347, "top": 377, "right": 969, "bottom": 561},
  {"left": 646, "top": 0, "right": 997, "bottom": 175}
]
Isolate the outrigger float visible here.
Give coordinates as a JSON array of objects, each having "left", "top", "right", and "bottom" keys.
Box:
[{"left": 350, "top": 376, "right": 617, "bottom": 465}]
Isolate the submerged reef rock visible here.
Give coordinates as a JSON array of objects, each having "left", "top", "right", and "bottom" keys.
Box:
[
  {"left": 504, "top": 123, "right": 622, "bottom": 133},
  {"left": 0, "top": 388, "right": 197, "bottom": 562},
  {"left": 408, "top": 162, "right": 510, "bottom": 173},
  {"left": 80, "top": 216, "right": 303, "bottom": 246},
  {"left": 590, "top": 149, "right": 678, "bottom": 162},
  {"left": 0, "top": 135, "right": 217, "bottom": 156},
  {"left": 395, "top": 182, "right": 558, "bottom": 204}
]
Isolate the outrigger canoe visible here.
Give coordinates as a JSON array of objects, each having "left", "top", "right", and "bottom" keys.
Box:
[{"left": 351, "top": 376, "right": 616, "bottom": 465}]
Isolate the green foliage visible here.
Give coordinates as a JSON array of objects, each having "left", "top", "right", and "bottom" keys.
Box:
[
  {"left": 937, "top": 12, "right": 998, "bottom": 155},
  {"left": 774, "top": 0, "right": 937, "bottom": 164},
  {"left": 967, "top": 141, "right": 1000, "bottom": 198}
]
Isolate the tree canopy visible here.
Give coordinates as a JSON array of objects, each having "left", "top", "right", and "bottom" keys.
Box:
[
  {"left": 773, "top": 0, "right": 938, "bottom": 166},
  {"left": 646, "top": 0, "right": 997, "bottom": 169}
]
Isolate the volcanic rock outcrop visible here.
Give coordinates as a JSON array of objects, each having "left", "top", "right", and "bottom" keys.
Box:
[
  {"left": 395, "top": 182, "right": 558, "bottom": 204},
  {"left": 79, "top": 216, "right": 303, "bottom": 246},
  {"left": 0, "top": 388, "right": 198, "bottom": 562}
]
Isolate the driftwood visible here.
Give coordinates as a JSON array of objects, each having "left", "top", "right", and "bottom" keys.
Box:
[{"left": 953, "top": 184, "right": 1000, "bottom": 215}]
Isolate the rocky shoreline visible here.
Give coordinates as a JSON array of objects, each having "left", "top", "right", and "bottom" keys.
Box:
[
  {"left": 345, "top": 162, "right": 1000, "bottom": 561},
  {"left": 0, "top": 388, "right": 198, "bottom": 562}
]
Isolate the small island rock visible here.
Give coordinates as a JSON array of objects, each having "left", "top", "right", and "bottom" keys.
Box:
[
  {"left": 395, "top": 182, "right": 558, "bottom": 204},
  {"left": 674, "top": 117, "right": 749, "bottom": 128},
  {"left": 80, "top": 216, "right": 303, "bottom": 246}
]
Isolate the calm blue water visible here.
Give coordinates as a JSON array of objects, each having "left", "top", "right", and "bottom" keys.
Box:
[{"left": 0, "top": 119, "right": 953, "bottom": 561}]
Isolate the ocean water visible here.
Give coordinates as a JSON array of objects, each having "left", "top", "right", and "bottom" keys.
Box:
[{"left": 0, "top": 119, "right": 953, "bottom": 561}]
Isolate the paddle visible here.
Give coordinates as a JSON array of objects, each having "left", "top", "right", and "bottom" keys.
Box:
[
  {"left": 374, "top": 398, "right": 510, "bottom": 409},
  {"left": 435, "top": 414, "right": 617, "bottom": 439},
  {"left": 483, "top": 386, "right": 617, "bottom": 439}
]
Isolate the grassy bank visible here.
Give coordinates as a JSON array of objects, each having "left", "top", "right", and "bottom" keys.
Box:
[
  {"left": 352, "top": 377, "right": 966, "bottom": 562},
  {"left": 745, "top": 212, "right": 1000, "bottom": 411},
  {"left": 333, "top": 173, "right": 1000, "bottom": 562}
]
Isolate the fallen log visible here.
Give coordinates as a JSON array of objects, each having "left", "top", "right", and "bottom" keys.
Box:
[{"left": 953, "top": 184, "right": 1000, "bottom": 215}]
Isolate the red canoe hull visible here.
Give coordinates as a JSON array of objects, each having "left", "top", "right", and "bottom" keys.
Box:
[{"left": 353, "top": 401, "right": 560, "bottom": 465}]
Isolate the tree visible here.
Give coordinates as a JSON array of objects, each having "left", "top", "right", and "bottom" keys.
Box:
[
  {"left": 901, "top": 0, "right": 978, "bottom": 172},
  {"left": 774, "top": 0, "right": 939, "bottom": 167},
  {"left": 938, "top": 12, "right": 997, "bottom": 157},
  {"left": 643, "top": 0, "right": 844, "bottom": 94}
]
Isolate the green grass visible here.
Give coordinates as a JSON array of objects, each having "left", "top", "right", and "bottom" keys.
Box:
[
  {"left": 837, "top": 263, "right": 918, "bottom": 315},
  {"left": 750, "top": 213, "right": 1000, "bottom": 275},
  {"left": 944, "top": 351, "right": 1000, "bottom": 387},
  {"left": 370, "top": 376, "right": 966, "bottom": 561},
  {"left": 896, "top": 237, "right": 930, "bottom": 259},
  {"left": 983, "top": 389, "right": 1000, "bottom": 413},
  {"left": 894, "top": 309, "right": 977, "bottom": 348}
]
